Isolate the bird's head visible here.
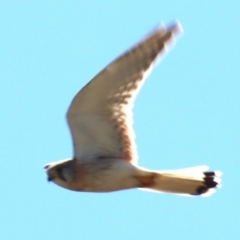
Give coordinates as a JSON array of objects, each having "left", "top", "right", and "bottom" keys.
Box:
[{"left": 44, "top": 159, "right": 73, "bottom": 187}]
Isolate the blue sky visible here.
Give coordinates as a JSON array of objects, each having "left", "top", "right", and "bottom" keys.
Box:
[{"left": 1, "top": 1, "right": 239, "bottom": 239}]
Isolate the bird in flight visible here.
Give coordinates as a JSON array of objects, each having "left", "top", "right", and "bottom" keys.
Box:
[{"left": 45, "top": 21, "right": 221, "bottom": 196}]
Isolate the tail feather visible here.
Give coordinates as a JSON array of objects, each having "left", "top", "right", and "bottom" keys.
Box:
[{"left": 142, "top": 166, "right": 222, "bottom": 196}]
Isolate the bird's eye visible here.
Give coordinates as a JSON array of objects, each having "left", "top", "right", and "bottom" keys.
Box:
[{"left": 56, "top": 168, "right": 67, "bottom": 181}]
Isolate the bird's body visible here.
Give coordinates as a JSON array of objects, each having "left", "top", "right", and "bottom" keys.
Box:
[
  {"left": 45, "top": 22, "right": 221, "bottom": 196},
  {"left": 49, "top": 158, "right": 142, "bottom": 192}
]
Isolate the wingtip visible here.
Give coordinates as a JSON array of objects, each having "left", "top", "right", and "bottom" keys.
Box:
[{"left": 167, "top": 20, "right": 183, "bottom": 36}]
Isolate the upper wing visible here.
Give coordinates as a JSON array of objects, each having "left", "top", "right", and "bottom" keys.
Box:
[{"left": 67, "top": 22, "right": 182, "bottom": 164}]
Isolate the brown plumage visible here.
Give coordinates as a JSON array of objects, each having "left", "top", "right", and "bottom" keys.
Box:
[{"left": 45, "top": 21, "right": 222, "bottom": 196}]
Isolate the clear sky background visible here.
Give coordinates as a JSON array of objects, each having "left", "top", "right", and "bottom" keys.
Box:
[{"left": 1, "top": 1, "right": 239, "bottom": 240}]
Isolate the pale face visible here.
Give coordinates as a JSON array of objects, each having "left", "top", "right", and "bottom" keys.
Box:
[{"left": 44, "top": 159, "right": 74, "bottom": 187}]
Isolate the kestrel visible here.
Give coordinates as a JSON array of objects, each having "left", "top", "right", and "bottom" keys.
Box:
[{"left": 45, "top": 22, "right": 221, "bottom": 196}]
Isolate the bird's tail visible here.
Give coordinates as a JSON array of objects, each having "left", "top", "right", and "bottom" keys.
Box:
[{"left": 139, "top": 166, "right": 222, "bottom": 196}]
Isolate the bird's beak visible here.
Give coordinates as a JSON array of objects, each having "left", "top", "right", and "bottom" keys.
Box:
[{"left": 44, "top": 164, "right": 51, "bottom": 169}]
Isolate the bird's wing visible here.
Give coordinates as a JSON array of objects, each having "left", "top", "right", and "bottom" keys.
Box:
[{"left": 67, "top": 22, "right": 181, "bottom": 164}]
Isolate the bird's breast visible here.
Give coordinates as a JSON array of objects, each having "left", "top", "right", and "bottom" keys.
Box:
[{"left": 65, "top": 158, "right": 141, "bottom": 192}]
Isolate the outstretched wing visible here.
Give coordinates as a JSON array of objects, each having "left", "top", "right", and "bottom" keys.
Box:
[{"left": 67, "top": 22, "right": 181, "bottom": 164}]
